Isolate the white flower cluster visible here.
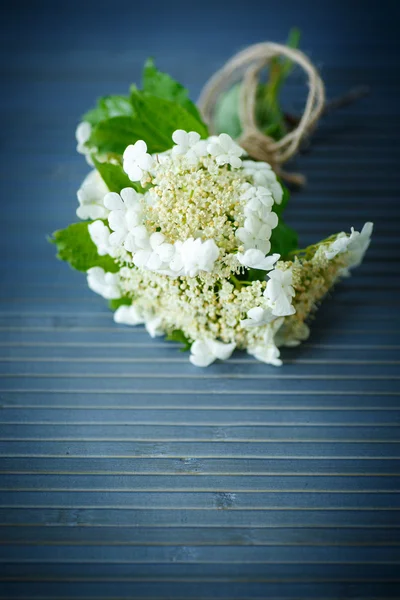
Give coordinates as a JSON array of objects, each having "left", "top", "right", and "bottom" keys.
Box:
[
  {"left": 100, "top": 187, "right": 221, "bottom": 277},
  {"left": 75, "top": 126, "right": 373, "bottom": 368},
  {"left": 235, "top": 184, "right": 278, "bottom": 256},
  {"left": 80, "top": 130, "right": 282, "bottom": 280}
]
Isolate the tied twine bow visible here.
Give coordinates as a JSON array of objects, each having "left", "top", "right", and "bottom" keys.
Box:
[{"left": 198, "top": 42, "right": 325, "bottom": 186}]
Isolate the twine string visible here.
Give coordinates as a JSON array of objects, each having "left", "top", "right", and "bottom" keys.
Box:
[{"left": 198, "top": 42, "right": 326, "bottom": 185}]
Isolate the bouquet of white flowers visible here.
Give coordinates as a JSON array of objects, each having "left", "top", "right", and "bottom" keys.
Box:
[{"left": 51, "top": 54, "right": 372, "bottom": 367}]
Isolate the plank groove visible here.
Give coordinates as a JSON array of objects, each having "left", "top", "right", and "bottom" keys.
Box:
[{"left": 1, "top": 0, "right": 400, "bottom": 597}]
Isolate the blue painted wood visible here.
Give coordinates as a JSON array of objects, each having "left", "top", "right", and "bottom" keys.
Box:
[{"left": 1, "top": 0, "right": 400, "bottom": 597}]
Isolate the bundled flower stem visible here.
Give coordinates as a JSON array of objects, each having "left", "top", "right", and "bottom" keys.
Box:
[{"left": 51, "top": 52, "right": 372, "bottom": 367}]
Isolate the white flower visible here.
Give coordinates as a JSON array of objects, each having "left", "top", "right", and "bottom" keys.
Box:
[
  {"left": 247, "top": 318, "right": 284, "bottom": 366},
  {"left": 325, "top": 233, "right": 351, "bottom": 260},
  {"left": 249, "top": 343, "right": 282, "bottom": 366},
  {"left": 207, "top": 133, "right": 244, "bottom": 169},
  {"left": 126, "top": 226, "right": 151, "bottom": 255},
  {"left": 179, "top": 238, "right": 220, "bottom": 277},
  {"left": 242, "top": 188, "right": 277, "bottom": 225},
  {"left": 87, "top": 267, "right": 120, "bottom": 299},
  {"left": 237, "top": 250, "right": 280, "bottom": 271},
  {"left": 325, "top": 222, "right": 373, "bottom": 268},
  {"left": 104, "top": 188, "right": 145, "bottom": 251},
  {"left": 133, "top": 232, "right": 172, "bottom": 271},
  {"left": 145, "top": 316, "right": 164, "bottom": 338},
  {"left": 190, "top": 338, "right": 236, "bottom": 367},
  {"left": 76, "top": 121, "right": 91, "bottom": 152},
  {"left": 346, "top": 222, "right": 373, "bottom": 269},
  {"left": 123, "top": 140, "right": 154, "bottom": 182},
  {"left": 169, "top": 242, "right": 185, "bottom": 274},
  {"left": 235, "top": 185, "right": 278, "bottom": 253},
  {"left": 76, "top": 170, "right": 109, "bottom": 220},
  {"left": 240, "top": 306, "right": 276, "bottom": 328},
  {"left": 264, "top": 268, "right": 296, "bottom": 317},
  {"left": 236, "top": 216, "right": 272, "bottom": 253},
  {"left": 148, "top": 238, "right": 220, "bottom": 278},
  {"left": 88, "top": 220, "right": 113, "bottom": 256},
  {"left": 242, "top": 160, "right": 283, "bottom": 205},
  {"left": 241, "top": 184, "right": 274, "bottom": 209},
  {"left": 172, "top": 130, "right": 207, "bottom": 165},
  {"left": 149, "top": 232, "right": 173, "bottom": 264},
  {"left": 114, "top": 304, "right": 163, "bottom": 337},
  {"left": 114, "top": 304, "right": 145, "bottom": 326},
  {"left": 76, "top": 122, "right": 93, "bottom": 162}
]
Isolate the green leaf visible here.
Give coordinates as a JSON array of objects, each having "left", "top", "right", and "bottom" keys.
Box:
[
  {"left": 92, "top": 157, "right": 142, "bottom": 193},
  {"left": 130, "top": 88, "right": 208, "bottom": 144},
  {"left": 109, "top": 296, "right": 132, "bottom": 310},
  {"left": 246, "top": 268, "right": 267, "bottom": 282},
  {"left": 260, "top": 28, "right": 301, "bottom": 140},
  {"left": 214, "top": 84, "right": 242, "bottom": 138},
  {"left": 85, "top": 66, "right": 208, "bottom": 159},
  {"left": 281, "top": 28, "right": 301, "bottom": 77},
  {"left": 269, "top": 219, "right": 299, "bottom": 259},
  {"left": 83, "top": 95, "right": 134, "bottom": 126},
  {"left": 50, "top": 222, "right": 119, "bottom": 273},
  {"left": 142, "top": 58, "right": 202, "bottom": 122},
  {"left": 88, "top": 116, "right": 165, "bottom": 155},
  {"left": 165, "top": 329, "right": 192, "bottom": 352}
]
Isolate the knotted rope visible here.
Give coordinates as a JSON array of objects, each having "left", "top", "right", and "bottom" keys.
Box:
[{"left": 198, "top": 42, "right": 325, "bottom": 185}]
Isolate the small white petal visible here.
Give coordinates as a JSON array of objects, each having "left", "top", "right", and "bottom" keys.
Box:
[
  {"left": 156, "top": 243, "right": 175, "bottom": 262},
  {"left": 146, "top": 252, "right": 164, "bottom": 270},
  {"left": 133, "top": 250, "right": 152, "bottom": 267},
  {"left": 114, "top": 305, "right": 145, "bottom": 326},
  {"left": 150, "top": 232, "right": 165, "bottom": 250},
  {"left": 247, "top": 307, "right": 265, "bottom": 321},
  {"left": 237, "top": 249, "right": 280, "bottom": 271},
  {"left": 172, "top": 129, "right": 187, "bottom": 145},
  {"left": 229, "top": 155, "right": 242, "bottom": 169},
  {"left": 104, "top": 192, "right": 124, "bottom": 211},
  {"left": 207, "top": 339, "right": 236, "bottom": 361}
]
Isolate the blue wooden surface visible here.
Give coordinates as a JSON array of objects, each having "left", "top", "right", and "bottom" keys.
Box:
[{"left": 1, "top": 0, "right": 400, "bottom": 598}]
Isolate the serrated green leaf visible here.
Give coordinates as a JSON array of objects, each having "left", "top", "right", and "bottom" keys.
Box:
[
  {"left": 83, "top": 95, "right": 134, "bottom": 126},
  {"left": 143, "top": 58, "right": 202, "bottom": 122},
  {"left": 130, "top": 88, "right": 208, "bottom": 144},
  {"left": 88, "top": 116, "right": 165, "bottom": 156},
  {"left": 84, "top": 66, "right": 208, "bottom": 160},
  {"left": 50, "top": 222, "right": 119, "bottom": 273},
  {"left": 92, "top": 157, "right": 142, "bottom": 193},
  {"left": 165, "top": 329, "right": 192, "bottom": 352},
  {"left": 108, "top": 296, "right": 133, "bottom": 310}
]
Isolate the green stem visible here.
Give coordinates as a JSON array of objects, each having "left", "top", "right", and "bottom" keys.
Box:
[{"left": 230, "top": 275, "right": 253, "bottom": 289}]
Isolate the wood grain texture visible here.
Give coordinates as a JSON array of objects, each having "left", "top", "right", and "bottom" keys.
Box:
[{"left": 0, "top": 0, "right": 399, "bottom": 597}]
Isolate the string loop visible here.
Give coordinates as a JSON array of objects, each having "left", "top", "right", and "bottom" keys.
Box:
[{"left": 198, "top": 42, "right": 325, "bottom": 185}]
